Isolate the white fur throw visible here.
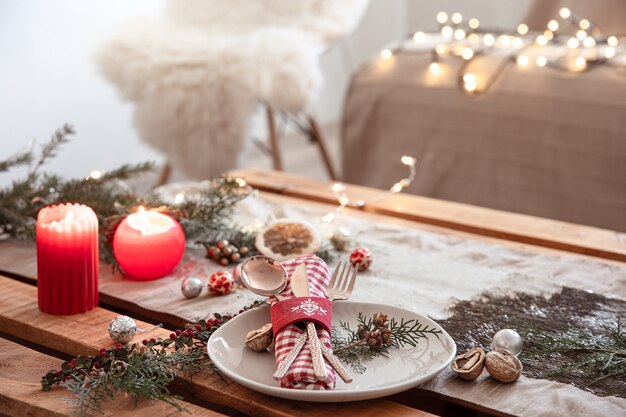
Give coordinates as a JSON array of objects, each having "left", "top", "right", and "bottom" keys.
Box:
[{"left": 97, "top": 0, "right": 367, "bottom": 179}]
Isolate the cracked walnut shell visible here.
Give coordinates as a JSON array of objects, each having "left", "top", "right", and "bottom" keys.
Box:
[
  {"left": 485, "top": 348, "right": 523, "bottom": 383},
  {"left": 245, "top": 323, "right": 273, "bottom": 352},
  {"left": 451, "top": 347, "right": 485, "bottom": 380},
  {"left": 255, "top": 219, "right": 321, "bottom": 261}
]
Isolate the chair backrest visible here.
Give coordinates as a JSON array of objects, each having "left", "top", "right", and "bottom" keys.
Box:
[
  {"left": 165, "top": 0, "right": 369, "bottom": 43},
  {"left": 524, "top": 0, "right": 626, "bottom": 34}
]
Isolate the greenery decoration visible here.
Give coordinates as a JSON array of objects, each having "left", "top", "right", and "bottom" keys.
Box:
[
  {"left": 0, "top": 125, "right": 250, "bottom": 270},
  {"left": 42, "top": 301, "right": 266, "bottom": 417},
  {"left": 331, "top": 312, "right": 442, "bottom": 373}
]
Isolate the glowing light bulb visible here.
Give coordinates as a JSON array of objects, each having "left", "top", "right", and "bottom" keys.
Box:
[
  {"left": 380, "top": 49, "right": 392, "bottom": 60},
  {"left": 390, "top": 182, "right": 403, "bottom": 193},
  {"left": 517, "top": 24, "right": 529, "bottom": 35},
  {"left": 463, "top": 72, "right": 475, "bottom": 83},
  {"left": 543, "top": 30, "right": 554, "bottom": 41},
  {"left": 536, "top": 35, "right": 548, "bottom": 46},
  {"left": 413, "top": 31, "right": 425, "bottom": 43},
  {"left": 436, "top": 44, "right": 448, "bottom": 55},
  {"left": 441, "top": 26, "right": 453, "bottom": 38},
  {"left": 512, "top": 37, "right": 524, "bottom": 48},
  {"left": 331, "top": 182, "right": 347, "bottom": 193},
  {"left": 451, "top": 12, "right": 463, "bottom": 24},
  {"left": 454, "top": 29, "right": 466, "bottom": 40},
  {"left": 464, "top": 81, "right": 477, "bottom": 92},
  {"left": 608, "top": 36, "right": 619, "bottom": 47},
  {"left": 89, "top": 170, "right": 103, "bottom": 180},
  {"left": 429, "top": 62, "right": 441, "bottom": 75},
  {"left": 574, "top": 56, "right": 587, "bottom": 70},
  {"left": 174, "top": 192, "right": 185, "bottom": 205},
  {"left": 235, "top": 178, "right": 247, "bottom": 187},
  {"left": 401, "top": 156, "right": 417, "bottom": 165},
  {"left": 559, "top": 7, "right": 571, "bottom": 19},
  {"left": 536, "top": 55, "right": 548, "bottom": 67},
  {"left": 436, "top": 11, "right": 448, "bottom": 24},
  {"left": 483, "top": 33, "right": 495, "bottom": 47},
  {"left": 547, "top": 20, "right": 559, "bottom": 32},
  {"left": 517, "top": 55, "right": 529, "bottom": 66},
  {"left": 498, "top": 35, "right": 512, "bottom": 47},
  {"left": 468, "top": 33, "right": 480, "bottom": 43},
  {"left": 567, "top": 37, "right": 580, "bottom": 48},
  {"left": 468, "top": 18, "right": 480, "bottom": 29},
  {"left": 576, "top": 30, "right": 587, "bottom": 41},
  {"left": 604, "top": 47, "right": 616, "bottom": 59},
  {"left": 583, "top": 36, "right": 596, "bottom": 48},
  {"left": 461, "top": 47, "right": 474, "bottom": 60},
  {"left": 579, "top": 19, "right": 590, "bottom": 30}
]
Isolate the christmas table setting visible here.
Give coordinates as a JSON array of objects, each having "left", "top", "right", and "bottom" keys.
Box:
[{"left": 0, "top": 132, "right": 625, "bottom": 417}]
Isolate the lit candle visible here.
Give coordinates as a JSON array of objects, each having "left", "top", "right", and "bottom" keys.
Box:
[
  {"left": 113, "top": 207, "right": 185, "bottom": 280},
  {"left": 37, "top": 203, "right": 99, "bottom": 314}
]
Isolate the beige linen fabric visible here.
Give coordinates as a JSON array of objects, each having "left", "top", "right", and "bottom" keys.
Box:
[{"left": 341, "top": 44, "right": 626, "bottom": 232}]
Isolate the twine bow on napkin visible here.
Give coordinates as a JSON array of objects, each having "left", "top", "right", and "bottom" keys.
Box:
[{"left": 269, "top": 255, "right": 336, "bottom": 390}]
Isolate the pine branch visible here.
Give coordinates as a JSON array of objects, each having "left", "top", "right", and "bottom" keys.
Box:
[
  {"left": 28, "top": 124, "right": 75, "bottom": 179},
  {"left": 0, "top": 151, "right": 32, "bottom": 173}
]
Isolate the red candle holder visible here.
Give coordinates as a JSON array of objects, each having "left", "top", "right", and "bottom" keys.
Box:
[
  {"left": 37, "top": 203, "right": 99, "bottom": 315},
  {"left": 112, "top": 207, "right": 185, "bottom": 280}
]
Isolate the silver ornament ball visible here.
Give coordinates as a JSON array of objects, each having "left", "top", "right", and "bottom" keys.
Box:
[
  {"left": 108, "top": 315, "right": 137, "bottom": 343},
  {"left": 181, "top": 277, "right": 203, "bottom": 299},
  {"left": 491, "top": 329, "right": 523, "bottom": 356},
  {"left": 330, "top": 227, "right": 352, "bottom": 251}
]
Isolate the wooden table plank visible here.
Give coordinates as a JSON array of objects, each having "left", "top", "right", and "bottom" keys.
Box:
[
  {"left": 0, "top": 338, "right": 226, "bottom": 417},
  {"left": 0, "top": 275, "right": 434, "bottom": 417},
  {"left": 230, "top": 168, "right": 626, "bottom": 262}
]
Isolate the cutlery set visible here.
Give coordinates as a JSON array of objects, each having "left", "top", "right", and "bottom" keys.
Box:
[{"left": 241, "top": 256, "right": 357, "bottom": 384}]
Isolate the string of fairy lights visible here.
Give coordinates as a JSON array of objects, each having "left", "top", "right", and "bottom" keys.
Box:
[
  {"left": 378, "top": 8, "right": 624, "bottom": 95},
  {"left": 321, "top": 155, "right": 416, "bottom": 223}
]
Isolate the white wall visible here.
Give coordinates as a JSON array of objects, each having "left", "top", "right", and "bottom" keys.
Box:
[{"left": 0, "top": 0, "right": 532, "bottom": 185}]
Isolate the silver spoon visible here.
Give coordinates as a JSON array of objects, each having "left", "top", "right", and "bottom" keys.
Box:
[{"left": 240, "top": 255, "right": 288, "bottom": 300}]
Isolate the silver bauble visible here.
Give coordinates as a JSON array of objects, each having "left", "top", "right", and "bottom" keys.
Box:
[
  {"left": 330, "top": 227, "right": 352, "bottom": 251},
  {"left": 108, "top": 315, "right": 137, "bottom": 343},
  {"left": 491, "top": 329, "right": 523, "bottom": 356},
  {"left": 181, "top": 277, "right": 203, "bottom": 299}
]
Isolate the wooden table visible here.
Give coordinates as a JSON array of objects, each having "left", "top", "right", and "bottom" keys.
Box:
[{"left": 0, "top": 168, "right": 624, "bottom": 417}]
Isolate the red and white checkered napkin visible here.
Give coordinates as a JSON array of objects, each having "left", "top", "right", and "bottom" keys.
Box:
[{"left": 270, "top": 255, "right": 336, "bottom": 390}]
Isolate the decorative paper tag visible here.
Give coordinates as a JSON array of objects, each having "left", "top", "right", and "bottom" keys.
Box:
[{"left": 270, "top": 296, "right": 332, "bottom": 336}]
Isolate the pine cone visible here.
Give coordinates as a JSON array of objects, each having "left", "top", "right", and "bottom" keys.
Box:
[{"left": 373, "top": 313, "right": 389, "bottom": 327}]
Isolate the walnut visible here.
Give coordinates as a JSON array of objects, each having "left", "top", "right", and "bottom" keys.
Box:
[
  {"left": 245, "top": 323, "right": 273, "bottom": 352},
  {"left": 263, "top": 223, "right": 313, "bottom": 256},
  {"left": 485, "top": 348, "right": 522, "bottom": 383},
  {"left": 451, "top": 347, "right": 485, "bottom": 381}
]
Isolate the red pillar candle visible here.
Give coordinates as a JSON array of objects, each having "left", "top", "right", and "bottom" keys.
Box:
[
  {"left": 112, "top": 207, "right": 185, "bottom": 280},
  {"left": 36, "top": 203, "right": 99, "bottom": 315}
]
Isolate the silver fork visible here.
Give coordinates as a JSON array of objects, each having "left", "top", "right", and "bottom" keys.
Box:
[
  {"left": 325, "top": 261, "right": 357, "bottom": 301},
  {"left": 319, "top": 261, "right": 358, "bottom": 383}
]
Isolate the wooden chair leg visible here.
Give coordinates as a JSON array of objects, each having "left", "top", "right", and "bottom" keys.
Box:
[
  {"left": 158, "top": 163, "right": 171, "bottom": 186},
  {"left": 266, "top": 106, "right": 283, "bottom": 171},
  {"left": 307, "top": 116, "right": 337, "bottom": 181}
]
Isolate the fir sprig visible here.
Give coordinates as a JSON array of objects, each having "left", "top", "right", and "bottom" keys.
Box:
[
  {"left": 42, "top": 301, "right": 266, "bottom": 417},
  {"left": 331, "top": 312, "right": 442, "bottom": 373}
]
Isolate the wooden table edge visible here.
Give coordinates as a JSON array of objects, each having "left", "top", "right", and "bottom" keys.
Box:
[{"left": 229, "top": 168, "right": 626, "bottom": 263}]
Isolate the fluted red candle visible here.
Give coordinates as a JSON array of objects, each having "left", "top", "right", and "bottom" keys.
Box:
[{"left": 36, "top": 203, "right": 99, "bottom": 314}]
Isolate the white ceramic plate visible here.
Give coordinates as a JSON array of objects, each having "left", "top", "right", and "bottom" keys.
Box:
[{"left": 208, "top": 301, "right": 456, "bottom": 402}]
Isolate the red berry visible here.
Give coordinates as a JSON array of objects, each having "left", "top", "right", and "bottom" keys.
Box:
[
  {"left": 175, "top": 329, "right": 182, "bottom": 336},
  {"left": 195, "top": 324, "right": 202, "bottom": 331},
  {"left": 54, "top": 370, "right": 61, "bottom": 377},
  {"left": 150, "top": 338, "right": 156, "bottom": 343},
  {"left": 214, "top": 319, "right": 222, "bottom": 326},
  {"left": 115, "top": 343, "right": 122, "bottom": 350},
  {"left": 99, "top": 348, "right": 107, "bottom": 356},
  {"left": 142, "top": 339, "right": 148, "bottom": 345},
  {"left": 170, "top": 333, "right": 177, "bottom": 340},
  {"left": 93, "top": 362, "right": 100, "bottom": 369}
]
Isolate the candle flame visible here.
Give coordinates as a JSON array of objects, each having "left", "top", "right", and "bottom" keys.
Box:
[{"left": 127, "top": 206, "right": 174, "bottom": 236}]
